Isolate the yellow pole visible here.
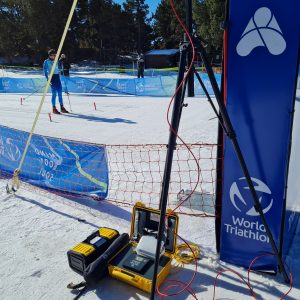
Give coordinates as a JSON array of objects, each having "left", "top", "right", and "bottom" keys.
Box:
[{"left": 10, "top": 0, "right": 79, "bottom": 192}]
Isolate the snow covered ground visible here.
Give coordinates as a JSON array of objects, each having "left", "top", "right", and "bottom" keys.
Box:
[{"left": 0, "top": 71, "right": 299, "bottom": 299}]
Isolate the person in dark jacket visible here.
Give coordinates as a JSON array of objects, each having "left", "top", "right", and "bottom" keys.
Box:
[
  {"left": 43, "top": 49, "right": 69, "bottom": 114},
  {"left": 137, "top": 54, "right": 145, "bottom": 78},
  {"left": 59, "top": 53, "right": 71, "bottom": 77}
]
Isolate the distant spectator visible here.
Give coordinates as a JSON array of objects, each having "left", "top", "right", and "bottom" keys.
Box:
[
  {"left": 137, "top": 54, "right": 145, "bottom": 78},
  {"left": 59, "top": 53, "right": 71, "bottom": 77}
]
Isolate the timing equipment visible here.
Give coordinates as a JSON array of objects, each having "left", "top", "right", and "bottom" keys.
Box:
[
  {"left": 108, "top": 202, "right": 179, "bottom": 293},
  {"left": 136, "top": 235, "right": 165, "bottom": 260},
  {"left": 122, "top": 253, "right": 152, "bottom": 274}
]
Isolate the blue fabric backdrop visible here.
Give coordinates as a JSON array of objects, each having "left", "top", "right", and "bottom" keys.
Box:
[
  {"left": 220, "top": 0, "right": 300, "bottom": 271},
  {"left": 0, "top": 125, "right": 108, "bottom": 198}
]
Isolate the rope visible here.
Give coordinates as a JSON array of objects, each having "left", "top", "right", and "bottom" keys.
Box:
[
  {"left": 7, "top": 0, "right": 78, "bottom": 193},
  {"left": 170, "top": 243, "right": 200, "bottom": 275},
  {"left": 173, "top": 243, "right": 201, "bottom": 265},
  {"left": 23, "top": 84, "right": 47, "bottom": 100}
]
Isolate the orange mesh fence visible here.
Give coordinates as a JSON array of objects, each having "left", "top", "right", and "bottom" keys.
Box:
[
  {"left": 0, "top": 132, "right": 219, "bottom": 217},
  {"left": 105, "top": 143, "right": 219, "bottom": 216}
]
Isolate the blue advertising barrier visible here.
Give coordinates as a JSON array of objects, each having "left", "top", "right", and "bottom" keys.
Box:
[
  {"left": 0, "top": 77, "right": 45, "bottom": 93},
  {"left": 0, "top": 74, "right": 220, "bottom": 96},
  {"left": 220, "top": 1, "right": 300, "bottom": 271},
  {"left": 0, "top": 125, "right": 108, "bottom": 198}
]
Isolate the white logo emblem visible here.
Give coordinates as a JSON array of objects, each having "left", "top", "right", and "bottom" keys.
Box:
[
  {"left": 236, "top": 7, "right": 286, "bottom": 56},
  {"left": 230, "top": 177, "right": 273, "bottom": 216},
  {"left": 0, "top": 137, "right": 21, "bottom": 162}
]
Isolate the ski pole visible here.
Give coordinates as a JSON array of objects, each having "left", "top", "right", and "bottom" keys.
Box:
[
  {"left": 64, "top": 79, "right": 72, "bottom": 111},
  {"left": 61, "top": 61, "right": 72, "bottom": 111},
  {"left": 23, "top": 84, "right": 46, "bottom": 100}
]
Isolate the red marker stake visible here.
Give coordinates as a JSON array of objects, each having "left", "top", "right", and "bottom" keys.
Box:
[
  {"left": 94, "top": 102, "right": 97, "bottom": 110},
  {"left": 48, "top": 113, "right": 52, "bottom": 122}
]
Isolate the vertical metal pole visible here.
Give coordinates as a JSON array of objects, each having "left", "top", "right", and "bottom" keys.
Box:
[
  {"left": 185, "top": 0, "right": 194, "bottom": 97},
  {"left": 150, "top": 43, "right": 188, "bottom": 300},
  {"left": 137, "top": 1, "right": 141, "bottom": 54}
]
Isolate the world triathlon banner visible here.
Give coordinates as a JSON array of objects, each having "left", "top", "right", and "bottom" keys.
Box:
[
  {"left": 0, "top": 74, "right": 220, "bottom": 96},
  {"left": 220, "top": 1, "right": 300, "bottom": 271},
  {"left": 0, "top": 125, "right": 108, "bottom": 198}
]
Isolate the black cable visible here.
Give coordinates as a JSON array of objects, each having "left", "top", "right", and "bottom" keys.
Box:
[{"left": 74, "top": 285, "right": 88, "bottom": 300}]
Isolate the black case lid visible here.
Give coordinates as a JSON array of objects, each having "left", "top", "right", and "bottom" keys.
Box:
[{"left": 130, "top": 202, "right": 179, "bottom": 254}]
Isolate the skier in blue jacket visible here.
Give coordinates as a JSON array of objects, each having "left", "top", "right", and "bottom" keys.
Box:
[{"left": 43, "top": 49, "right": 69, "bottom": 114}]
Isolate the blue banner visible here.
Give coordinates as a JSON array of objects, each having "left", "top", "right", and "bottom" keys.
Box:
[
  {"left": 0, "top": 74, "right": 220, "bottom": 96},
  {"left": 0, "top": 125, "right": 108, "bottom": 198},
  {"left": 220, "top": 1, "right": 300, "bottom": 271},
  {"left": 0, "top": 77, "right": 45, "bottom": 93}
]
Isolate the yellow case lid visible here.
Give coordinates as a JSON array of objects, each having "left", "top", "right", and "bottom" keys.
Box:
[
  {"left": 71, "top": 243, "right": 95, "bottom": 256},
  {"left": 99, "top": 227, "right": 118, "bottom": 239}
]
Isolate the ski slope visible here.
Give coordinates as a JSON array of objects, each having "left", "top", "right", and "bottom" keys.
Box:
[{"left": 0, "top": 70, "right": 299, "bottom": 299}]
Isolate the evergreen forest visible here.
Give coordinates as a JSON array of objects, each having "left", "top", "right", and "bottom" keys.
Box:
[{"left": 0, "top": 0, "right": 225, "bottom": 65}]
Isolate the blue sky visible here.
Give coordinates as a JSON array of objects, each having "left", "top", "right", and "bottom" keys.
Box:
[{"left": 114, "top": 0, "right": 161, "bottom": 15}]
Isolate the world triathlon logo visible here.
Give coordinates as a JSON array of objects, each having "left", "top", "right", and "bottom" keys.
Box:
[
  {"left": 229, "top": 177, "right": 273, "bottom": 216},
  {"left": 236, "top": 7, "right": 286, "bottom": 57}
]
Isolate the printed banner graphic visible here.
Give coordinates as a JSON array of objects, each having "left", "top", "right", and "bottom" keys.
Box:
[
  {"left": 0, "top": 125, "right": 109, "bottom": 198},
  {"left": 220, "top": 1, "right": 300, "bottom": 271},
  {"left": 0, "top": 74, "right": 221, "bottom": 96}
]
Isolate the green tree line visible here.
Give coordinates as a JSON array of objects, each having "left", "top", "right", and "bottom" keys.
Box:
[{"left": 0, "top": 0, "right": 225, "bottom": 65}]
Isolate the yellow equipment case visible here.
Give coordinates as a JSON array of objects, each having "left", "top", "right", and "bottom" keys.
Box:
[
  {"left": 67, "top": 227, "right": 119, "bottom": 275},
  {"left": 108, "top": 202, "right": 179, "bottom": 293}
]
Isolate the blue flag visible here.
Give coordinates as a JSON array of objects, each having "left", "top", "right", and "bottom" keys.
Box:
[{"left": 220, "top": 1, "right": 300, "bottom": 270}]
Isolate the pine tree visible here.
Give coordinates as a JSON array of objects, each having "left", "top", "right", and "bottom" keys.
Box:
[
  {"left": 153, "top": 0, "right": 225, "bottom": 53},
  {"left": 0, "top": 1, "right": 30, "bottom": 60},
  {"left": 193, "top": 0, "right": 225, "bottom": 52},
  {"left": 123, "top": 0, "right": 153, "bottom": 53},
  {"left": 153, "top": 0, "right": 185, "bottom": 49}
]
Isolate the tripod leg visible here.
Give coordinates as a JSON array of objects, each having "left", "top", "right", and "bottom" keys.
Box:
[
  {"left": 193, "top": 67, "right": 226, "bottom": 133},
  {"left": 150, "top": 42, "right": 189, "bottom": 300}
]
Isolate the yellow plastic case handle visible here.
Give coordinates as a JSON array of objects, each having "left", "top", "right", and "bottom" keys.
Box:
[{"left": 111, "top": 269, "right": 139, "bottom": 283}]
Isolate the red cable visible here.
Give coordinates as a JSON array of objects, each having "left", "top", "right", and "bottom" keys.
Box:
[
  {"left": 247, "top": 253, "right": 293, "bottom": 300},
  {"left": 161, "top": 3, "right": 294, "bottom": 300},
  {"left": 213, "top": 253, "right": 293, "bottom": 300},
  {"left": 157, "top": 232, "right": 198, "bottom": 299},
  {"left": 280, "top": 273, "right": 293, "bottom": 300},
  {"left": 166, "top": 0, "right": 199, "bottom": 215},
  {"left": 223, "top": 29, "right": 228, "bottom": 105},
  {"left": 212, "top": 268, "right": 256, "bottom": 300},
  {"left": 155, "top": 0, "right": 200, "bottom": 298}
]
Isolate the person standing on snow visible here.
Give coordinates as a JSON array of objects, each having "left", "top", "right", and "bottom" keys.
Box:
[
  {"left": 59, "top": 53, "right": 71, "bottom": 77},
  {"left": 137, "top": 54, "right": 145, "bottom": 78},
  {"left": 59, "top": 53, "right": 71, "bottom": 96},
  {"left": 43, "top": 49, "right": 69, "bottom": 114}
]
